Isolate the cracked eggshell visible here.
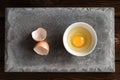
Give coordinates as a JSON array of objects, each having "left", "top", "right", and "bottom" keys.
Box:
[
  {"left": 32, "top": 28, "right": 47, "bottom": 42},
  {"left": 33, "top": 41, "right": 49, "bottom": 55}
]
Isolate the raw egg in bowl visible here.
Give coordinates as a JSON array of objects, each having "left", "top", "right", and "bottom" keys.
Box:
[{"left": 63, "top": 22, "right": 97, "bottom": 56}]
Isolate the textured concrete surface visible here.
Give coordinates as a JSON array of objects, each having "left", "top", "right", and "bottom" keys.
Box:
[{"left": 5, "top": 8, "right": 115, "bottom": 72}]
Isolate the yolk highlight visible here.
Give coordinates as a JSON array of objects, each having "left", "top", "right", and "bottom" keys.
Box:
[{"left": 72, "top": 35, "right": 85, "bottom": 47}]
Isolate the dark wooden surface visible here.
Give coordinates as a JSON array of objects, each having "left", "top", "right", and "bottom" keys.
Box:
[{"left": 0, "top": 0, "right": 120, "bottom": 80}]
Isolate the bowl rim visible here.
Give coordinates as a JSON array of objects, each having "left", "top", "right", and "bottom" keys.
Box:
[{"left": 63, "top": 22, "right": 97, "bottom": 56}]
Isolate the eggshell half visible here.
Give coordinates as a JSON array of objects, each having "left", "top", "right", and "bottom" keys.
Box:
[
  {"left": 33, "top": 41, "right": 49, "bottom": 55},
  {"left": 32, "top": 28, "right": 47, "bottom": 42}
]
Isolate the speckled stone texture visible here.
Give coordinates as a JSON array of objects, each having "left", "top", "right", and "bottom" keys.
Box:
[{"left": 5, "top": 8, "right": 115, "bottom": 72}]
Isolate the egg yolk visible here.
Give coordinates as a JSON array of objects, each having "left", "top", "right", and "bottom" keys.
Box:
[{"left": 72, "top": 35, "right": 85, "bottom": 47}]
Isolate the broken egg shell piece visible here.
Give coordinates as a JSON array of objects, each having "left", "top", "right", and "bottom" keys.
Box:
[
  {"left": 32, "top": 28, "right": 47, "bottom": 42},
  {"left": 33, "top": 41, "right": 49, "bottom": 55}
]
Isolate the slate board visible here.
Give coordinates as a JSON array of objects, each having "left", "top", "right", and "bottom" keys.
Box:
[{"left": 5, "top": 8, "right": 115, "bottom": 72}]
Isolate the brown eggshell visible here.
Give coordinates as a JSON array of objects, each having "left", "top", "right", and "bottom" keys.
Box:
[
  {"left": 33, "top": 41, "right": 49, "bottom": 55},
  {"left": 32, "top": 28, "right": 47, "bottom": 42}
]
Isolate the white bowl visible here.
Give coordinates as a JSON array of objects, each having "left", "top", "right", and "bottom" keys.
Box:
[{"left": 63, "top": 22, "right": 97, "bottom": 56}]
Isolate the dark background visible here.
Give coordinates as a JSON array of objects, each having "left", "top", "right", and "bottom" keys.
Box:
[{"left": 0, "top": 0, "right": 120, "bottom": 80}]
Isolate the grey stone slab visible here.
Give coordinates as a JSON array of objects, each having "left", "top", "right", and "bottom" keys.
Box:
[{"left": 5, "top": 8, "right": 115, "bottom": 72}]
